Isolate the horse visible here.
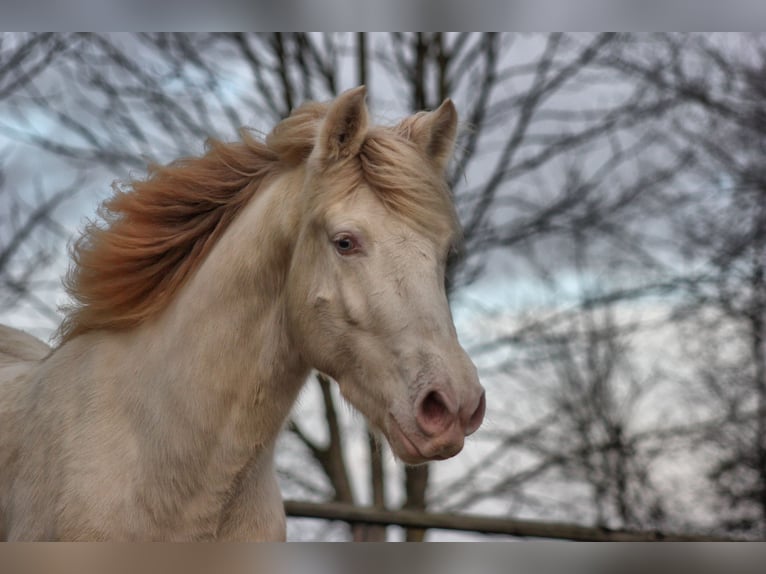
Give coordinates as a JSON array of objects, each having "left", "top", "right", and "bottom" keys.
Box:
[{"left": 0, "top": 87, "right": 486, "bottom": 541}]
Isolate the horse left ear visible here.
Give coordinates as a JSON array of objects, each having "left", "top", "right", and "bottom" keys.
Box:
[
  {"left": 401, "top": 99, "right": 458, "bottom": 172},
  {"left": 314, "top": 86, "right": 369, "bottom": 164}
]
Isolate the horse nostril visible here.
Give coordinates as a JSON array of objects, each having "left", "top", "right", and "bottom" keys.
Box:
[
  {"left": 465, "top": 390, "right": 486, "bottom": 436},
  {"left": 421, "top": 390, "right": 448, "bottom": 422},
  {"left": 417, "top": 389, "right": 452, "bottom": 435}
]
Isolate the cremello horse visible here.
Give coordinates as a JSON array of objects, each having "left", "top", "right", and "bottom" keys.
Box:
[{"left": 0, "top": 87, "right": 485, "bottom": 541}]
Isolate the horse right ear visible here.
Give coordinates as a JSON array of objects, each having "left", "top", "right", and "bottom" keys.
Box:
[{"left": 313, "top": 86, "right": 369, "bottom": 164}]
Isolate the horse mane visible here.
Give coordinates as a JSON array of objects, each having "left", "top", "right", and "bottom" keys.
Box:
[{"left": 57, "top": 100, "right": 458, "bottom": 344}]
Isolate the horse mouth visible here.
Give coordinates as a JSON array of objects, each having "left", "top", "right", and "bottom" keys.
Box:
[{"left": 386, "top": 414, "right": 456, "bottom": 465}]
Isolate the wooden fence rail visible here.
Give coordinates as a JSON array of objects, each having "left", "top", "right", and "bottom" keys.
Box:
[{"left": 284, "top": 500, "right": 741, "bottom": 542}]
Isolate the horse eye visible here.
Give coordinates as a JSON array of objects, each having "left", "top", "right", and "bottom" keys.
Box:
[{"left": 334, "top": 235, "right": 356, "bottom": 254}]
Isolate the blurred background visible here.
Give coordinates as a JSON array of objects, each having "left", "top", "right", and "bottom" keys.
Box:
[{"left": 0, "top": 32, "right": 764, "bottom": 540}]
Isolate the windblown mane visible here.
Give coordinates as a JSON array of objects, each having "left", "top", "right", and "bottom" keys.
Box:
[{"left": 57, "top": 101, "right": 459, "bottom": 344}]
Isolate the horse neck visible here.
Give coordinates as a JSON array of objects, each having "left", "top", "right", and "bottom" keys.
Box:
[{"left": 109, "top": 170, "right": 309, "bottom": 474}]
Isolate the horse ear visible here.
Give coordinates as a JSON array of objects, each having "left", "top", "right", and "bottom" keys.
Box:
[
  {"left": 403, "top": 99, "right": 458, "bottom": 172},
  {"left": 314, "top": 86, "right": 369, "bottom": 163}
]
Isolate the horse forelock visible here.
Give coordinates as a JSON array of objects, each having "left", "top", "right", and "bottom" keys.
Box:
[
  {"left": 57, "top": 100, "right": 459, "bottom": 344},
  {"left": 359, "top": 127, "right": 461, "bottom": 243}
]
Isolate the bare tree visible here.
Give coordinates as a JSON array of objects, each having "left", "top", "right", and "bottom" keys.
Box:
[
  {"left": 591, "top": 33, "right": 766, "bottom": 538},
  {"left": 0, "top": 35, "right": 86, "bottom": 331}
]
